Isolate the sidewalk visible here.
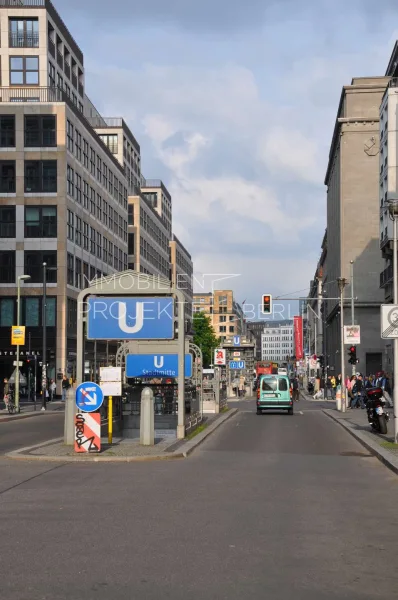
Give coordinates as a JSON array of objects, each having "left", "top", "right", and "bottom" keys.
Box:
[
  {"left": 0, "top": 401, "right": 65, "bottom": 423},
  {"left": 323, "top": 407, "right": 398, "bottom": 475},
  {"left": 6, "top": 407, "right": 238, "bottom": 462}
]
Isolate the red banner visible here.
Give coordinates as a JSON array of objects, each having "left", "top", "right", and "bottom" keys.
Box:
[{"left": 294, "top": 316, "right": 303, "bottom": 360}]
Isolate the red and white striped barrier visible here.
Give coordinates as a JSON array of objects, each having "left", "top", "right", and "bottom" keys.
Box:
[{"left": 75, "top": 412, "right": 101, "bottom": 453}]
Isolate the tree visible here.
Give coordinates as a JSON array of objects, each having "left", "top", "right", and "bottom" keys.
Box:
[{"left": 193, "top": 311, "right": 221, "bottom": 368}]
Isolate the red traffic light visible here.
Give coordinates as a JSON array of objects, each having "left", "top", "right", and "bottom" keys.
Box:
[{"left": 349, "top": 346, "right": 355, "bottom": 353}]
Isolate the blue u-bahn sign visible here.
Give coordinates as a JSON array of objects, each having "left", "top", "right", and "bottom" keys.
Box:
[{"left": 87, "top": 297, "right": 174, "bottom": 340}]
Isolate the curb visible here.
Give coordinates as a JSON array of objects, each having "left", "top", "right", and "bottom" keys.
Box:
[
  {"left": 0, "top": 410, "right": 64, "bottom": 424},
  {"left": 323, "top": 409, "right": 398, "bottom": 476},
  {"left": 5, "top": 408, "right": 239, "bottom": 463}
]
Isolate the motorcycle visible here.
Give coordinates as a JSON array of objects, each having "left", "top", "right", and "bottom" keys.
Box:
[{"left": 365, "top": 387, "right": 389, "bottom": 435}]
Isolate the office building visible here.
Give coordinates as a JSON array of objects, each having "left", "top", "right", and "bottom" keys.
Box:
[
  {"left": 261, "top": 321, "right": 294, "bottom": 363},
  {"left": 193, "top": 290, "right": 245, "bottom": 343},
  {"left": 169, "top": 234, "right": 193, "bottom": 325},
  {"left": 323, "top": 76, "right": 388, "bottom": 375},
  {"left": 0, "top": 0, "right": 130, "bottom": 390}
]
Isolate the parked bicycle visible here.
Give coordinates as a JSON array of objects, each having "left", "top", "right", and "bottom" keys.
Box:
[{"left": 4, "top": 389, "right": 17, "bottom": 414}]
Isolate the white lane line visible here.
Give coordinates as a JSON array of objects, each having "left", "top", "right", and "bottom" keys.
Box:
[{"left": 299, "top": 411, "right": 304, "bottom": 415}]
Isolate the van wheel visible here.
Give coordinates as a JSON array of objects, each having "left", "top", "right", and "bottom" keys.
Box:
[
  {"left": 288, "top": 408, "right": 293, "bottom": 415},
  {"left": 256, "top": 409, "right": 262, "bottom": 415}
]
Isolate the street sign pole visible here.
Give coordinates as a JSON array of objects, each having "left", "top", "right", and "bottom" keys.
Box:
[{"left": 394, "top": 215, "right": 398, "bottom": 443}]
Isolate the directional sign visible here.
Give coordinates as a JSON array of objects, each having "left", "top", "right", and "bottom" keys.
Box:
[
  {"left": 229, "top": 360, "right": 245, "bottom": 369},
  {"left": 126, "top": 354, "right": 192, "bottom": 378},
  {"left": 233, "top": 336, "right": 241, "bottom": 346},
  {"left": 75, "top": 382, "right": 104, "bottom": 413},
  {"left": 87, "top": 297, "right": 174, "bottom": 340},
  {"left": 381, "top": 304, "right": 398, "bottom": 339}
]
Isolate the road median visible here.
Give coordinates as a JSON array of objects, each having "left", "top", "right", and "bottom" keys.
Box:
[{"left": 6, "top": 408, "right": 239, "bottom": 463}]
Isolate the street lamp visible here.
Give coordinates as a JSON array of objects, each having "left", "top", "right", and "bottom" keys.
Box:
[
  {"left": 387, "top": 198, "right": 398, "bottom": 442},
  {"left": 15, "top": 274, "right": 31, "bottom": 413},
  {"left": 337, "top": 277, "right": 347, "bottom": 412},
  {"left": 41, "top": 262, "right": 57, "bottom": 411}
]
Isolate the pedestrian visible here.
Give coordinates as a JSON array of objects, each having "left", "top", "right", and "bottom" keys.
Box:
[
  {"left": 232, "top": 376, "right": 239, "bottom": 397},
  {"left": 346, "top": 375, "right": 356, "bottom": 408},
  {"left": 49, "top": 379, "right": 56, "bottom": 402},
  {"left": 61, "top": 375, "right": 70, "bottom": 402},
  {"left": 239, "top": 374, "right": 246, "bottom": 398},
  {"left": 365, "top": 375, "right": 373, "bottom": 390},
  {"left": 331, "top": 375, "right": 336, "bottom": 399},
  {"left": 291, "top": 375, "right": 300, "bottom": 402},
  {"left": 326, "top": 376, "right": 333, "bottom": 400},
  {"left": 2, "top": 378, "right": 9, "bottom": 410},
  {"left": 351, "top": 374, "right": 365, "bottom": 409},
  {"left": 336, "top": 373, "right": 342, "bottom": 387}
]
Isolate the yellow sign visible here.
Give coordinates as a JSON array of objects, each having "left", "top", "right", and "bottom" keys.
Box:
[{"left": 11, "top": 326, "right": 25, "bottom": 346}]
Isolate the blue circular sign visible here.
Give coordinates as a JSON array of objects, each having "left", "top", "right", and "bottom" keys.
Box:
[{"left": 75, "top": 382, "right": 104, "bottom": 413}]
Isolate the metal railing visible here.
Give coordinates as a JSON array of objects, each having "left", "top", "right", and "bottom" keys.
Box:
[
  {"left": 0, "top": 1, "right": 45, "bottom": 5},
  {"left": 48, "top": 37, "right": 55, "bottom": 58},
  {"left": 9, "top": 32, "right": 39, "bottom": 47},
  {"left": 380, "top": 265, "right": 393, "bottom": 288},
  {"left": 57, "top": 50, "right": 63, "bottom": 69},
  {"left": 64, "top": 62, "right": 70, "bottom": 80}
]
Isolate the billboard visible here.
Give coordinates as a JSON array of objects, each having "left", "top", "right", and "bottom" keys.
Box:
[
  {"left": 343, "top": 325, "right": 361, "bottom": 345},
  {"left": 294, "top": 316, "right": 303, "bottom": 360}
]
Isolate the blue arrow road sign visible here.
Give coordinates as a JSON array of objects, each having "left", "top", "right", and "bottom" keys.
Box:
[
  {"left": 229, "top": 360, "right": 245, "bottom": 369},
  {"left": 126, "top": 354, "right": 193, "bottom": 378},
  {"left": 87, "top": 297, "right": 174, "bottom": 340},
  {"left": 75, "top": 382, "right": 104, "bottom": 413},
  {"left": 233, "top": 336, "right": 241, "bottom": 346}
]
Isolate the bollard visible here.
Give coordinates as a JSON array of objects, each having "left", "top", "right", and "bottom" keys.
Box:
[
  {"left": 64, "top": 389, "right": 75, "bottom": 445},
  {"left": 140, "top": 387, "right": 155, "bottom": 446},
  {"left": 108, "top": 396, "right": 113, "bottom": 444},
  {"left": 336, "top": 385, "right": 341, "bottom": 411}
]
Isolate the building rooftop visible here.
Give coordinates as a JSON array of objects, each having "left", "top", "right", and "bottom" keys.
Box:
[
  {"left": 171, "top": 234, "right": 192, "bottom": 260},
  {"left": 0, "top": 0, "right": 84, "bottom": 64},
  {"left": 142, "top": 179, "right": 172, "bottom": 201}
]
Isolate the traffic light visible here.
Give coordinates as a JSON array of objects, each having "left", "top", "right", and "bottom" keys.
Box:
[
  {"left": 262, "top": 294, "right": 272, "bottom": 315},
  {"left": 318, "top": 355, "right": 324, "bottom": 369},
  {"left": 348, "top": 346, "right": 357, "bottom": 364}
]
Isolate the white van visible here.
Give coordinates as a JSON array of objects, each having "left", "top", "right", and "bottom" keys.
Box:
[{"left": 277, "top": 368, "right": 288, "bottom": 376}]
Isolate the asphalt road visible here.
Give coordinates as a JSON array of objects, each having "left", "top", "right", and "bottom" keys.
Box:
[
  {"left": 0, "top": 412, "right": 64, "bottom": 453},
  {"left": 0, "top": 398, "right": 398, "bottom": 600}
]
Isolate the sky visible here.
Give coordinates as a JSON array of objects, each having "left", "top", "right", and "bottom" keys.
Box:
[{"left": 58, "top": 0, "right": 398, "bottom": 317}]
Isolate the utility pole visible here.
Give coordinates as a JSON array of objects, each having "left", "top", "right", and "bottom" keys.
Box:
[
  {"left": 350, "top": 260, "right": 356, "bottom": 376},
  {"left": 337, "top": 278, "right": 347, "bottom": 412},
  {"left": 388, "top": 199, "right": 398, "bottom": 443},
  {"left": 42, "top": 263, "right": 47, "bottom": 411}
]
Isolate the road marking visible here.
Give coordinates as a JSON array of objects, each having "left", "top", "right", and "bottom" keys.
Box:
[{"left": 299, "top": 411, "right": 304, "bottom": 415}]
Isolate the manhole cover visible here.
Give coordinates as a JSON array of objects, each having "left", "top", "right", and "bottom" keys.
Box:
[{"left": 340, "top": 451, "right": 373, "bottom": 457}]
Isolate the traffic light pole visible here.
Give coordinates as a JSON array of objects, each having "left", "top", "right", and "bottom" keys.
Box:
[{"left": 350, "top": 261, "right": 356, "bottom": 376}]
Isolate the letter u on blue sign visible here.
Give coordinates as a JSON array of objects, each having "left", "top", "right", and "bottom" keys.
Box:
[{"left": 86, "top": 297, "right": 174, "bottom": 340}]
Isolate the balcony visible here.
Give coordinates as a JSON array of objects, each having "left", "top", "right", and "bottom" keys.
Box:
[
  {"left": 380, "top": 265, "right": 393, "bottom": 288},
  {"left": 9, "top": 32, "right": 39, "bottom": 48},
  {"left": 48, "top": 37, "right": 55, "bottom": 58},
  {"left": 56, "top": 50, "right": 63, "bottom": 69},
  {"left": 72, "top": 73, "right": 77, "bottom": 89},
  {"left": 78, "top": 82, "right": 84, "bottom": 97},
  {"left": 64, "top": 61, "right": 70, "bottom": 80}
]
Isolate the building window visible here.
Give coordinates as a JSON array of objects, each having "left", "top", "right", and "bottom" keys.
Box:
[
  {"left": 10, "top": 56, "right": 39, "bottom": 85},
  {"left": 219, "top": 326, "right": 226, "bottom": 333},
  {"left": 9, "top": 18, "right": 39, "bottom": 48},
  {"left": 128, "top": 233, "right": 134, "bottom": 255},
  {"left": 83, "top": 139, "right": 89, "bottom": 169},
  {"left": 67, "top": 210, "right": 74, "bottom": 241},
  {"left": 67, "top": 120, "right": 74, "bottom": 152},
  {"left": 90, "top": 226, "right": 96, "bottom": 255},
  {"left": 67, "top": 298, "right": 77, "bottom": 330},
  {"left": 90, "top": 187, "right": 96, "bottom": 215},
  {"left": 83, "top": 262, "right": 89, "bottom": 286},
  {"left": 0, "top": 206, "right": 15, "bottom": 237},
  {"left": 103, "top": 200, "right": 108, "bottom": 227},
  {"left": 229, "top": 326, "right": 235, "bottom": 333},
  {"left": 24, "top": 297, "right": 39, "bottom": 326},
  {"left": 0, "top": 116, "right": 15, "bottom": 147},
  {"left": 96, "top": 193, "right": 102, "bottom": 221},
  {"left": 90, "top": 147, "right": 96, "bottom": 176},
  {"left": 0, "top": 161, "right": 16, "bottom": 193},
  {"left": 97, "top": 155, "right": 102, "bottom": 182},
  {"left": 128, "top": 204, "right": 134, "bottom": 225},
  {"left": 75, "top": 130, "right": 82, "bottom": 162},
  {"left": 75, "top": 216, "right": 82, "bottom": 247},
  {"left": 67, "top": 165, "right": 74, "bottom": 197},
  {"left": 75, "top": 258, "right": 82, "bottom": 289},
  {"left": 76, "top": 173, "right": 82, "bottom": 204},
  {"left": 25, "top": 206, "right": 57, "bottom": 237},
  {"left": 99, "top": 134, "right": 118, "bottom": 154},
  {"left": 96, "top": 231, "right": 102, "bottom": 259},
  {"left": 103, "top": 238, "right": 108, "bottom": 264},
  {"left": 25, "top": 160, "right": 57, "bottom": 193},
  {"left": 25, "top": 115, "right": 56, "bottom": 147},
  {"left": 24, "top": 250, "right": 57, "bottom": 283},
  {"left": 67, "top": 253, "right": 74, "bottom": 286},
  {"left": 90, "top": 266, "right": 96, "bottom": 281},
  {"left": 219, "top": 316, "right": 227, "bottom": 323},
  {"left": 83, "top": 221, "right": 89, "bottom": 250},
  {"left": 48, "top": 61, "right": 55, "bottom": 87},
  {"left": 0, "top": 298, "right": 14, "bottom": 326},
  {"left": 83, "top": 180, "right": 89, "bottom": 210},
  {"left": 0, "top": 251, "right": 15, "bottom": 283}
]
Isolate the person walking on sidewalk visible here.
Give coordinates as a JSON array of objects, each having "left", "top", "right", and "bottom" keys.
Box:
[
  {"left": 49, "top": 379, "right": 56, "bottom": 402},
  {"left": 331, "top": 375, "right": 336, "bottom": 399},
  {"left": 291, "top": 376, "right": 300, "bottom": 402},
  {"left": 61, "top": 375, "right": 70, "bottom": 402}
]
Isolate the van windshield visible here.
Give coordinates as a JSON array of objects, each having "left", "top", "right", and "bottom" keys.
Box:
[{"left": 262, "top": 377, "right": 277, "bottom": 391}]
